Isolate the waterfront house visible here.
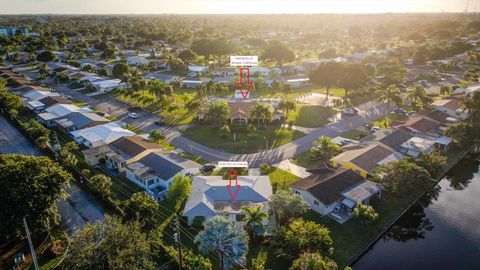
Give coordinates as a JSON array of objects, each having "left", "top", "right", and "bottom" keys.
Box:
[
  {"left": 183, "top": 175, "right": 272, "bottom": 225},
  {"left": 330, "top": 144, "right": 404, "bottom": 178},
  {"left": 70, "top": 122, "right": 135, "bottom": 148},
  {"left": 126, "top": 152, "right": 201, "bottom": 201},
  {"left": 82, "top": 135, "right": 164, "bottom": 172},
  {"left": 290, "top": 165, "right": 381, "bottom": 223}
]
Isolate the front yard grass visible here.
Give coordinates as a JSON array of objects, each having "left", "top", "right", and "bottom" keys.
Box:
[
  {"left": 291, "top": 150, "right": 319, "bottom": 169},
  {"left": 341, "top": 129, "right": 369, "bottom": 140},
  {"left": 287, "top": 105, "right": 333, "bottom": 128},
  {"left": 370, "top": 113, "right": 409, "bottom": 128},
  {"left": 183, "top": 124, "right": 304, "bottom": 154},
  {"left": 268, "top": 168, "right": 301, "bottom": 191}
]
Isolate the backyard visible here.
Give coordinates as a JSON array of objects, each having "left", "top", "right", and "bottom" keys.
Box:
[{"left": 183, "top": 124, "right": 304, "bottom": 153}]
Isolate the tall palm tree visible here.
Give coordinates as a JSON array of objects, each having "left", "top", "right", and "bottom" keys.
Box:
[
  {"left": 242, "top": 206, "right": 268, "bottom": 239},
  {"left": 250, "top": 103, "right": 273, "bottom": 128},
  {"left": 278, "top": 100, "right": 296, "bottom": 119},
  {"left": 378, "top": 84, "right": 402, "bottom": 116},
  {"left": 195, "top": 216, "right": 248, "bottom": 270},
  {"left": 440, "top": 85, "right": 452, "bottom": 96},
  {"left": 206, "top": 101, "right": 231, "bottom": 127},
  {"left": 407, "top": 84, "right": 428, "bottom": 111},
  {"left": 310, "top": 135, "right": 341, "bottom": 161},
  {"left": 147, "top": 79, "right": 166, "bottom": 101},
  {"left": 463, "top": 91, "right": 480, "bottom": 125}
]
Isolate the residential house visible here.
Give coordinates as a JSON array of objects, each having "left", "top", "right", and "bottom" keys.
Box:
[
  {"left": 23, "top": 90, "right": 61, "bottom": 108},
  {"left": 188, "top": 64, "right": 209, "bottom": 76},
  {"left": 144, "top": 72, "right": 179, "bottom": 84},
  {"left": 27, "top": 96, "right": 71, "bottom": 112},
  {"left": 55, "top": 112, "right": 110, "bottom": 133},
  {"left": 430, "top": 98, "right": 467, "bottom": 119},
  {"left": 212, "top": 67, "right": 236, "bottom": 77},
  {"left": 126, "top": 152, "right": 201, "bottom": 201},
  {"left": 68, "top": 71, "right": 97, "bottom": 81},
  {"left": 181, "top": 77, "right": 210, "bottom": 88},
  {"left": 90, "top": 79, "right": 127, "bottom": 92},
  {"left": 36, "top": 104, "right": 93, "bottom": 127},
  {"left": 183, "top": 175, "right": 272, "bottom": 225},
  {"left": 13, "top": 85, "right": 50, "bottom": 95},
  {"left": 82, "top": 135, "right": 164, "bottom": 172},
  {"left": 291, "top": 166, "right": 381, "bottom": 222},
  {"left": 70, "top": 122, "right": 135, "bottom": 148},
  {"left": 126, "top": 56, "right": 149, "bottom": 66},
  {"left": 330, "top": 144, "right": 403, "bottom": 178},
  {"left": 360, "top": 128, "right": 413, "bottom": 152},
  {"left": 399, "top": 136, "right": 437, "bottom": 157}
]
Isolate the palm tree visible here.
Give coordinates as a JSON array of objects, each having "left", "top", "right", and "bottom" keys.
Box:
[
  {"left": 147, "top": 79, "right": 166, "bottom": 102},
  {"left": 195, "top": 216, "right": 248, "bottom": 270},
  {"left": 282, "top": 84, "right": 292, "bottom": 98},
  {"left": 277, "top": 100, "right": 296, "bottom": 119},
  {"left": 407, "top": 84, "right": 428, "bottom": 111},
  {"left": 196, "top": 84, "right": 207, "bottom": 98},
  {"left": 462, "top": 91, "right": 480, "bottom": 125},
  {"left": 242, "top": 206, "right": 268, "bottom": 239},
  {"left": 206, "top": 101, "right": 231, "bottom": 127},
  {"left": 440, "top": 85, "right": 452, "bottom": 96},
  {"left": 309, "top": 135, "right": 341, "bottom": 162},
  {"left": 249, "top": 103, "right": 273, "bottom": 128},
  {"left": 378, "top": 84, "right": 402, "bottom": 115}
]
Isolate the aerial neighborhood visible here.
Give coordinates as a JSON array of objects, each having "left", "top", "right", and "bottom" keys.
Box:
[{"left": 0, "top": 12, "right": 479, "bottom": 270}]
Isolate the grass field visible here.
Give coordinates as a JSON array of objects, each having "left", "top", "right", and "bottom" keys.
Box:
[
  {"left": 268, "top": 168, "right": 301, "bottom": 191},
  {"left": 183, "top": 124, "right": 304, "bottom": 154},
  {"left": 287, "top": 105, "right": 333, "bottom": 128},
  {"left": 341, "top": 129, "right": 369, "bottom": 140},
  {"left": 291, "top": 150, "right": 320, "bottom": 169}
]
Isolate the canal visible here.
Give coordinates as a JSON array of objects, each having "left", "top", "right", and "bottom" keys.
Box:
[{"left": 353, "top": 154, "right": 480, "bottom": 270}]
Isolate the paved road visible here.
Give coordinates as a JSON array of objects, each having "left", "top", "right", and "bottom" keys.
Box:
[
  {"left": 54, "top": 84, "right": 388, "bottom": 167},
  {"left": 0, "top": 115, "right": 104, "bottom": 235}
]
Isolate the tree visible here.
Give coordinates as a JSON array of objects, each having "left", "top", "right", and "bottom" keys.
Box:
[
  {"left": 86, "top": 174, "right": 113, "bottom": 199},
  {"left": 184, "top": 252, "right": 213, "bottom": 270},
  {"left": 249, "top": 103, "right": 273, "bottom": 128},
  {"left": 149, "top": 129, "right": 165, "bottom": 143},
  {"left": 269, "top": 190, "right": 309, "bottom": 226},
  {"left": 37, "top": 50, "right": 56, "bottom": 62},
  {"left": 196, "top": 84, "right": 207, "bottom": 98},
  {"left": 309, "top": 62, "right": 343, "bottom": 105},
  {"left": 195, "top": 216, "right": 248, "bottom": 270},
  {"left": 373, "top": 159, "right": 433, "bottom": 195},
  {"left": 0, "top": 154, "right": 72, "bottom": 240},
  {"left": 0, "top": 78, "right": 22, "bottom": 111},
  {"left": 219, "top": 124, "right": 231, "bottom": 138},
  {"left": 59, "top": 141, "right": 79, "bottom": 167},
  {"left": 148, "top": 79, "right": 166, "bottom": 102},
  {"left": 169, "top": 57, "right": 187, "bottom": 72},
  {"left": 166, "top": 174, "right": 191, "bottom": 202},
  {"left": 462, "top": 91, "right": 480, "bottom": 125},
  {"left": 242, "top": 205, "right": 268, "bottom": 239},
  {"left": 353, "top": 203, "right": 379, "bottom": 224},
  {"left": 112, "top": 62, "right": 130, "bottom": 79},
  {"left": 278, "top": 99, "right": 296, "bottom": 119},
  {"left": 272, "top": 219, "right": 333, "bottom": 260},
  {"left": 63, "top": 215, "right": 157, "bottom": 270},
  {"left": 290, "top": 252, "right": 338, "bottom": 270},
  {"left": 407, "top": 84, "right": 430, "bottom": 111},
  {"left": 410, "top": 151, "right": 447, "bottom": 178},
  {"left": 375, "top": 60, "right": 406, "bottom": 86},
  {"left": 124, "top": 192, "right": 159, "bottom": 229},
  {"left": 178, "top": 49, "right": 198, "bottom": 62},
  {"left": 247, "top": 123, "right": 257, "bottom": 137},
  {"left": 205, "top": 101, "right": 231, "bottom": 127},
  {"left": 309, "top": 136, "right": 341, "bottom": 162},
  {"left": 282, "top": 83, "right": 292, "bottom": 98},
  {"left": 262, "top": 41, "right": 295, "bottom": 66},
  {"left": 259, "top": 163, "right": 272, "bottom": 175},
  {"left": 377, "top": 85, "right": 402, "bottom": 115},
  {"left": 440, "top": 85, "right": 452, "bottom": 96}
]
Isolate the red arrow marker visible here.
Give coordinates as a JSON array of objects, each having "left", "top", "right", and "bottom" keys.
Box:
[
  {"left": 226, "top": 169, "right": 240, "bottom": 202},
  {"left": 236, "top": 67, "right": 253, "bottom": 100}
]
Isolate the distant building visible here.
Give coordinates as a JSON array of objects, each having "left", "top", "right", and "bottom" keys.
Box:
[{"left": 0, "top": 27, "right": 29, "bottom": 37}]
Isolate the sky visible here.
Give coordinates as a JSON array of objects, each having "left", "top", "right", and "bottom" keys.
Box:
[{"left": 0, "top": 0, "right": 474, "bottom": 14}]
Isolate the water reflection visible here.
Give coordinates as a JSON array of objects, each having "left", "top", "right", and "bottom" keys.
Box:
[
  {"left": 383, "top": 186, "right": 439, "bottom": 242},
  {"left": 446, "top": 154, "right": 480, "bottom": 190}
]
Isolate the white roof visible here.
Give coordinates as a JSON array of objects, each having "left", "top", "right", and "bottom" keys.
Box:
[
  {"left": 45, "top": 104, "right": 93, "bottom": 118},
  {"left": 23, "top": 90, "right": 60, "bottom": 101},
  {"left": 183, "top": 175, "right": 272, "bottom": 217},
  {"left": 342, "top": 180, "right": 381, "bottom": 203},
  {"left": 377, "top": 152, "right": 404, "bottom": 165},
  {"left": 70, "top": 122, "right": 135, "bottom": 145},
  {"left": 401, "top": 137, "right": 435, "bottom": 151},
  {"left": 91, "top": 79, "right": 124, "bottom": 88},
  {"left": 27, "top": 100, "right": 45, "bottom": 108},
  {"left": 79, "top": 75, "right": 104, "bottom": 82},
  {"left": 188, "top": 64, "right": 208, "bottom": 72}
]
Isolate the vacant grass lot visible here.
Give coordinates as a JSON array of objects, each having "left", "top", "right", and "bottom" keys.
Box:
[
  {"left": 287, "top": 105, "right": 333, "bottom": 128},
  {"left": 183, "top": 124, "right": 304, "bottom": 154}
]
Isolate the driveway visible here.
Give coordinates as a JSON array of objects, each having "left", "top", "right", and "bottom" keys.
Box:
[{"left": 0, "top": 115, "right": 104, "bottom": 235}]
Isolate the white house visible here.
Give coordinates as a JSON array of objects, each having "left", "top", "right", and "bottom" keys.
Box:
[
  {"left": 126, "top": 56, "right": 149, "bottom": 66},
  {"left": 188, "top": 64, "right": 209, "bottom": 76},
  {"left": 90, "top": 79, "right": 128, "bottom": 92},
  {"left": 23, "top": 90, "right": 60, "bottom": 105},
  {"left": 430, "top": 98, "right": 467, "bottom": 119},
  {"left": 125, "top": 152, "right": 201, "bottom": 201},
  {"left": 69, "top": 122, "right": 135, "bottom": 148},
  {"left": 183, "top": 175, "right": 272, "bottom": 225},
  {"left": 36, "top": 104, "right": 93, "bottom": 127},
  {"left": 291, "top": 166, "right": 381, "bottom": 223}
]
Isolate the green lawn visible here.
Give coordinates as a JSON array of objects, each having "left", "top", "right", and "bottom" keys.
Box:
[
  {"left": 268, "top": 168, "right": 301, "bottom": 192},
  {"left": 291, "top": 150, "right": 320, "bottom": 169},
  {"left": 179, "top": 151, "right": 210, "bottom": 165},
  {"left": 341, "top": 129, "right": 369, "bottom": 140},
  {"left": 287, "top": 105, "right": 333, "bottom": 128},
  {"left": 370, "top": 113, "right": 409, "bottom": 128},
  {"left": 160, "top": 107, "right": 195, "bottom": 126},
  {"left": 183, "top": 124, "right": 304, "bottom": 154}
]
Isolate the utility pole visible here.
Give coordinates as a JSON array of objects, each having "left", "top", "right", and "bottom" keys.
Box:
[
  {"left": 23, "top": 217, "right": 39, "bottom": 270},
  {"left": 173, "top": 214, "right": 183, "bottom": 270}
]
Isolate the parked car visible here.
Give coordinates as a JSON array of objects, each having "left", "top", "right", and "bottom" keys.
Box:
[
  {"left": 200, "top": 164, "right": 216, "bottom": 174},
  {"left": 63, "top": 95, "right": 73, "bottom": 99},
  {"left": 392, "top": 108, "right": 409, "bottom": 115},
  {"left": 128, "top": 112, "right": 139, "bottom": 119},
  {"left": 341, "top": 108, "right": 358, "bottom": 116},
  {"left": 370, "top": 126, "right": 381, "bottom": 131},
  {"left": 154, "top": 119, "right": 165, "bottom": 125}
]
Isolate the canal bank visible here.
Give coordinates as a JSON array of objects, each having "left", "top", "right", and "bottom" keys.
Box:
[
  {"left": 345, "top": 148, "right": 471, "bottom": 268},
  {"left": 352, "top": 151, "right": 480, "bottom": 269}
]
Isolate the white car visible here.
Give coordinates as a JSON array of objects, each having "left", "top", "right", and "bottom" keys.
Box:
[
  {"left": 341, "top": 108, "right": 358, "bottom": 116},
  {"left": 370, "top": 126, "right": 381, "bottom": 131},
  {"left": 128, "top": 112, "right": 139, "bottom": 119}
]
